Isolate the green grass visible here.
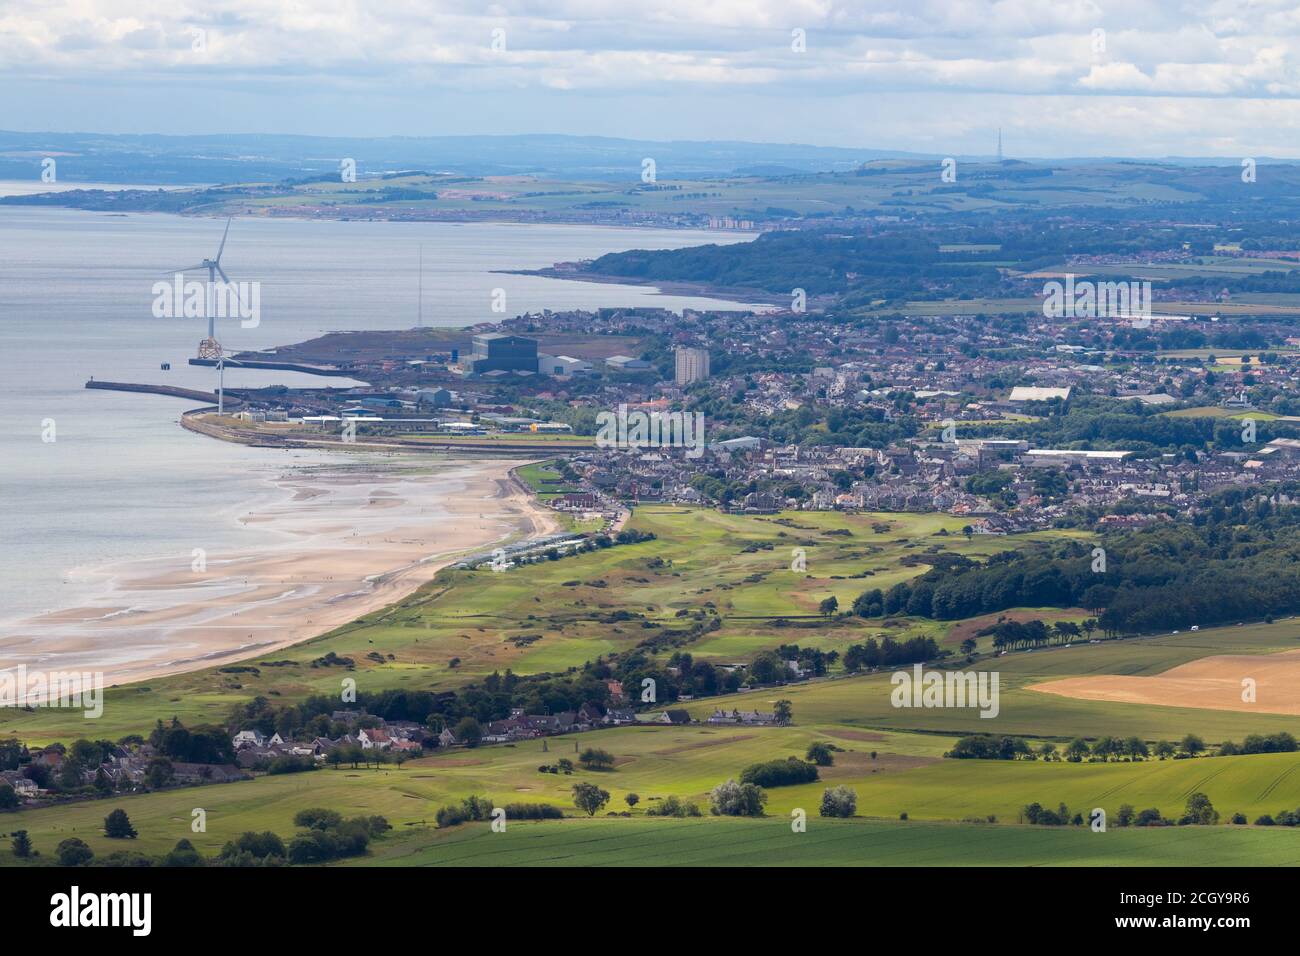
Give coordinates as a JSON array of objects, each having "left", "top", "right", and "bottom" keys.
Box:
[
  {"left": 11, "top": 719, "right": 1300, "bottom": 865},
  {"left": 0, "top": 507, "right": 1082, "bottom": 743},
  {"left": 351, "top": 816, "right": 1300, "bottom": 867}
]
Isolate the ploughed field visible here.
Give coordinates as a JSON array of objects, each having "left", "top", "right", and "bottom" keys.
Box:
[{"left": 1030, "top": 649, "right": 1300, "bottom": 716}]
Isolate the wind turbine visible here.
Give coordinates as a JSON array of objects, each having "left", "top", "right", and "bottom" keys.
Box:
[{"left": 166, "top": 217, "right": 242, "bottom": 413}]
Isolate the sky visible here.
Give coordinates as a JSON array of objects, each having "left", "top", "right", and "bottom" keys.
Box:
[{"left": 5, "top": 0, "right": 1300, "bottom": 157}]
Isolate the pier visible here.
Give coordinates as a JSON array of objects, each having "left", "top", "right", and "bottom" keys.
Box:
[{"left": 84, "top": 380, "right": 245, "bottom": 406}]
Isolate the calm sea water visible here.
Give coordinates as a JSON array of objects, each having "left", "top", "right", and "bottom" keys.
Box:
[{"left": 0, "top": 205, "right": 756, "bottom": 622}]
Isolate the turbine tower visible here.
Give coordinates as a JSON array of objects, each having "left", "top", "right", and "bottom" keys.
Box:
[{"left": 166, "top": 217, "right": 242, "bottom": 413}]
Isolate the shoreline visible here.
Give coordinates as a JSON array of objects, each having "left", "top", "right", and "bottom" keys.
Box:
[{"left": 0, "top": 455, "right": 561, "bottom": 690}]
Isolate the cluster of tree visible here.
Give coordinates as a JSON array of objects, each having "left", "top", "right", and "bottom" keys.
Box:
[
  {"left": 950, "top": 734, "right": 1207, "bottom": 762},
  {"left": 148, "top": 718, "right": 234, "bottom": 765},
  {"left": 841, "top": 635, "right": 942, "bottom": 672},
  {"left": 286, "top": 809, "right": 390, "bottom": 864},
  {"left": 776, "top": 644, "right": 836, "bottom": 677},
  {"left": 435, "top": 795, "right": 497, "bottom": 828},
  {"left": 645, "top": 795, "right": 702, "bottom": 817},
  {"left": 41, "top": 808, "right": 387, "bottom": 868},
  {"left": 1217, "top": 732, "right": 1298, "bottom": 755},
  {"left": 1114, "top": 793, "right": 1220, "bottom": 827},
  {"left": 805, "top": 742, "right": 836, "bottom": 767},
  {"left": 709, "top": 779, "right": 767, "bottom": 817},
  {"left": 578, "top": 747, "right": 615, "bottom": 770},
  {"left": 503, "top": 802, "right": 565, "bottom": 821},
  {"left": 739, "top": 757, "right": 820, "bottom": 788},
  {"left": 819, "top": 786, "right": 857, "bottom": 818},
  {"left": 947, "top": 735, "right": 1034, "bottom": 760},
  {"left": 1250, "top": 806, "right": 1300, "bottom": 826},
  {"left": 883, "top": 486, "right": 1300, "bottom": 636}
]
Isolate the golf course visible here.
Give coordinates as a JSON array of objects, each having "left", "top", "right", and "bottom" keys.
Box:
[{"left": 6, "top": 503, "right": 1300, "bottom": 866}]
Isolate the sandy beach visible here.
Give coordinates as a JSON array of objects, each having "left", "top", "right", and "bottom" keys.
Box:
[{"left": 0, "top": 456, "right": 560, "bottom": 690}]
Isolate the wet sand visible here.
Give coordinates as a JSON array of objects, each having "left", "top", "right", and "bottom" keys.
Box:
[{"left": 0, "top": 457, "right": 559, "bottom": 687}]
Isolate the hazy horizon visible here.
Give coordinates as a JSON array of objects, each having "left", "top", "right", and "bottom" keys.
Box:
[{"left": 7, "top": 1, "right": 1300, "bottom": 159}]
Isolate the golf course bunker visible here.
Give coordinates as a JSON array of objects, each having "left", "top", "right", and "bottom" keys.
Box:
[{"left": 1029, "top": 649, "right": 1300, "bottom": 715}]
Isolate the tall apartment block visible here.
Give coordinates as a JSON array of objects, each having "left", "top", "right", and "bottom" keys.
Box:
[{"left": 675, "top": 346, "right": 710, "bottom": 385}]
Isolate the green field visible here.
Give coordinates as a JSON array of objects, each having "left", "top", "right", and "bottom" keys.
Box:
[
  {"left": 353, "top": 816, "right": 1300, "bottom": 867},
  {"left": 9, "top": 504, "right": 1300, "bottom": 866},
  {"left": 10, "top": 722, "right": 1300, "bottom": 865},
  {"left": 0, "top": 507, "right": 1084, "bottom": 742}
]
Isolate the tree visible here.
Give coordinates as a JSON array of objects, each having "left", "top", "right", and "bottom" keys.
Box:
[
  {"left": 748, "top": 652, "right": 788, "bottom": 684},
  {"left": 145, "top": 757, "right": 174, "bottom": 789},
  {"left": 960, "top": 638, "right": 977, "bottom": 656},
  {"left": 326, "top": 749, "right": 344, "bottom": 770},
  {"left": 1183, "top": 792, "right": 1219, "bottom": 825},
  {"left": 819, "top": 595, "right": 839, "bottom": 617},
  {"left": 294, "top": 808, "right": 343, "bottom": 831},
  {"left": 104, "top": 808, "right": 138, "bottom": 839},
  {"left": 93, "top": 767, "right": 113, "bottom": 794},
  {"left": 11, "top": 830, "right": 32, "bottom": 858},
  {"left": 1116, "top": 804, "right": 1136, "bottom": 827},
  {"left": 805, "top": 742, "right": 834, "bottom": 767},
  {"left": 0, "top": 783, "right": 17, "bottom": 810},
  {"left": 163, "top": 838, "right": 204, "bottom": 867},
  {"left": 774, "top": 700, "right": 793, "bottom": 725},
  {"left": 454, "top": 717, "right": 484, "bottom": 749},
  {"left": 578, "top": 747, "right": 615, "bottom": 770},
  {"left": 572, "top": 782, "right": 610, "bottom": 817},
  {"left": 710, "top": 779, "right": 767, "bottom": 817},
  {"left": 1154, "top": 739, "right": 1176, "bottom": 759},
  {"left": 1181, "top": 734, "right": 1206, "bottom": 756},
  {"left": 57, "top": 837, "right": 94, "bottom": 867},
  {"left": 819, "top": 786, "right": 857, "bottom": 818}
]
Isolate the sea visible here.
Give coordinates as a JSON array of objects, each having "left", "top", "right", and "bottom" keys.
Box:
[{"left": 0, "top": 200, "right": 759, "bottom": 625}]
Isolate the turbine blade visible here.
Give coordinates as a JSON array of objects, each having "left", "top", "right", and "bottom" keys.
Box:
[
  {"left": 162, "top": 263, "right": 207, "bottom": 275},
  {"left": 215, "top": 217, "right": 232, "bottom": 263},
  {"left": 215, "top": 264, "right": 242, "bottom": 309}
]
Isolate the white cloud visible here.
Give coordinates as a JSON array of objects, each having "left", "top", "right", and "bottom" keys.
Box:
[{"left": 3, "top": 1, "right": 1300, "bottom": 153}]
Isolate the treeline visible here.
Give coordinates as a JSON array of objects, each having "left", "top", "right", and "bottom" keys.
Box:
[
  {"left": 842, "top": 635, "right": 942, "bottom": 672},
  {"left": 225, "top": 637, "right": 811, "bottom": 745},
  {"left": 851, "top": 483, "right": 1300, "bottom": 636},
  {"left": 25, "top": 806, "right": 389, "bottom": 868},
  {"left": 1024, "top": 793, "right": 1219, "bottom": 827},
  {"left": 948, "top": 734, "right": 1206, "bottom": 762}
]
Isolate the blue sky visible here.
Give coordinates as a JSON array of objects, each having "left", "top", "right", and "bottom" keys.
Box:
[{"left": 5, "top": 1, "right": 1300, "bottom": 157}]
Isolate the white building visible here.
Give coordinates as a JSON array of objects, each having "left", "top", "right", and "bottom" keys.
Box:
[{"left": 675, "top": 347, "right": 710, "bottom": 386}]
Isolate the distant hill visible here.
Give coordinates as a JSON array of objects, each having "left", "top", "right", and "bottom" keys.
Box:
[{"left": 0, "top": 131, "right": 915, "bottom": 185}]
